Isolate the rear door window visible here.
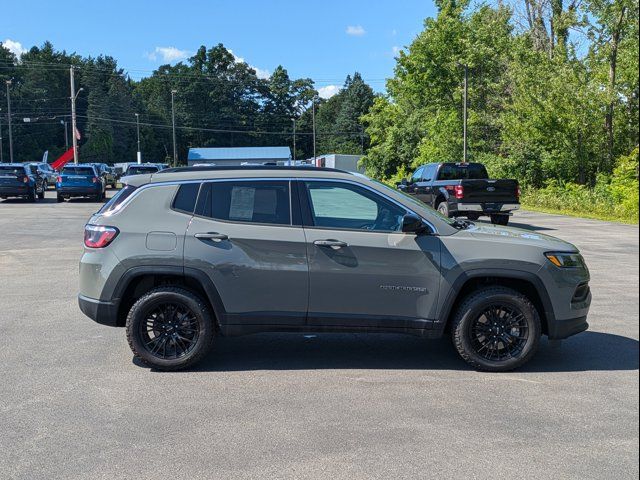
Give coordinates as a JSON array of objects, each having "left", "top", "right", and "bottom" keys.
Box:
[{"left": 196, "top": 180, "right": 291, "bottom": 225}]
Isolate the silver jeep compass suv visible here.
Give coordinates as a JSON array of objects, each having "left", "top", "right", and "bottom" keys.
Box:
[{"left": 78, "top": 166, "right": 591, "bottom": 371}]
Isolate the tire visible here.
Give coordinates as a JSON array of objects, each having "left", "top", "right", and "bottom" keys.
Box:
[
  {"left": 57, "top": 195, "right": 65, "bottom": 203},
  {"left": 437, "top": 201, "right": 450, "bottom": 218},
  {"left": 491, "top": 214, "right": 509, "bottom": 226},
  {"left": 451, "top": 286, "right": 541, "bottom": 372},
  {"left": 38, "top": 182, "right": 46, "bottom": 199},
  {"left": 27, "top": 186, "right": 37, "bottom": 203},
  {"left": 126, "top": 287, "right": 215, "bottom": 371}
]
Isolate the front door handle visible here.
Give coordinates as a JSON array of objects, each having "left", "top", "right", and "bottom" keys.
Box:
[
  {"left": 195, "top": 232, "right": 229, "bottom": 242},
  {"left": 313, "top": 239, "right": 348, "bottom": 249}
]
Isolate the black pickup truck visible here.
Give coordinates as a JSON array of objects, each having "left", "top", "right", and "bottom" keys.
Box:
[{"left": 397, "top": 162, "right": 520, "bottom": 225}]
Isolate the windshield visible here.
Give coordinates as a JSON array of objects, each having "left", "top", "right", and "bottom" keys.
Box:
[
  {"left": 0, "top": 166, "right": 26, "bottom": 175},
  {"left": 127, "top": 166, "right": 158, "bottom": 174},
  {"left": 368, "top": 178, "right": 458, "bottom": 225},
  {"left": 62, "top": 166, "right": 95, "bottom": 175}
]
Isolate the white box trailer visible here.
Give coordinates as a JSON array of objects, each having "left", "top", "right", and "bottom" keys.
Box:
[{"left": 313, "top": 154, "right": 364, "bottom": 173}]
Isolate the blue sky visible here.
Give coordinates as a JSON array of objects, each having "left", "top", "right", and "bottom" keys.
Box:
[{"left": 1, "top": 0, "right": 437, "bottom": 97}]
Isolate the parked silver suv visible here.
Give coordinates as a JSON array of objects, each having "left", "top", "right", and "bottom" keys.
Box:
[{"left": 78, "top": 166, "right": 591, "bottom": 371}]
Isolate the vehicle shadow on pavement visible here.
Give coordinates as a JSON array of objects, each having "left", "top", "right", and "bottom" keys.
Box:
[
  {"left": 0, "top": 198, "right": 58, "bottom": 204},
  {"left": 154, "top": 331, "right": 638, "bottom": 373}
]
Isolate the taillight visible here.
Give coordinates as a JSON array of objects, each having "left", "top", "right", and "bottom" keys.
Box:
[
  {"left": 56, "top": 176, "right": 62, "bottom": 183},
  {"left": 92, "top": 177, "right": 99, "bottom": 183},
  {"left": 454, "top": 185, "right": 464, "bottom": 199},
  {"left": 84, "top": 225, "right": 119, "bottom": 248},
  {"left": 22, "top": 176, "right": 29, "bottom": 183}
]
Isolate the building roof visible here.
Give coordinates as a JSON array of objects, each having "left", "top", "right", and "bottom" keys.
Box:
[{"left": 188, "top": 146, "right": 291, "bottom": 161}]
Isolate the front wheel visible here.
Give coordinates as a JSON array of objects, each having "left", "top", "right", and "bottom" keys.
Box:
[
  {"left": 126, "top": 287, "right": 215, "bottom": 371},
  {"left": 38, "top": 182, "right": 46, "bottom": 199},
  {"left": 451, "top": 286, "right": 541, "bottom": 371}
]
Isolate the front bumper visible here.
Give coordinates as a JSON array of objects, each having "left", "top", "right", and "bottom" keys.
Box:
[
  {"left": 78, "top": 294, "right": 119, "bottom": 327},
  {"left": 547, "top": 315, "right": 589, "bottom": 339},
  {"left": 455, "top": 203, "right": 520, "bottom": 213}
]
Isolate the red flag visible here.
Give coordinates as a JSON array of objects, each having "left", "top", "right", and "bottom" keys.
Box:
[{"left": 51, "top": 147, "right": 75, "bottom": 171}]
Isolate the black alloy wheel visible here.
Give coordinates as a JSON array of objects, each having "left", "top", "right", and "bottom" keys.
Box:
[
  {"left": 139, "top": 302, "right": 200, "bottom": 360},
  {"left": 468, "top": 304, "right": 529, "bottom": 362},
  {"left": 126, "top": 287, "right": 215, "bottom": 370},
  {"left": 451, "top": 286, "right": 541, "bottom": 371}
]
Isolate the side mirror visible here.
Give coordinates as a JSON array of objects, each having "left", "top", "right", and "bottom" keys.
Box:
[{"left": 401, "top": 213, "right": 429, "bottom": 234}]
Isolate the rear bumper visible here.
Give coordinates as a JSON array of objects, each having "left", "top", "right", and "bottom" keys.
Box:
[
  {"left": 57, "top": 186, "right": 101, "bottom": 196},
  {"left": 0, "top": 185, "right": 30, "bottom": 196},
  {"left": 547, "top": 315, "right": 589, "bottom": 340},
  {"left": 78, "top": 294, "right": 119, "bottom": 327},
  {"left": 454, "top": 203, "right": 520, "bottom": 213}
]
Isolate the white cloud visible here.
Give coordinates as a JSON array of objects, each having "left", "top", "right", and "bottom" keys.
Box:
[
  {"left": 346, "top": 25, "right": 366, "bottom": 36},
  {"left": 2, "top": 39, "right": 27, "bottom": 58},
  {"left": 229, "top": 49, "right": 270, "bottom": 79},
  {"left": 392, "top": 46, "right": 401, "bottom": 55},
  {"left": 318, "top": 85, "right": 340, "bottom": 99},
  {"left": 146, "top": 46, "right": 190, "bottom": 63}
]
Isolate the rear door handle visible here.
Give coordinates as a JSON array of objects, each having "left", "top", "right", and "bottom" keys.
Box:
[
  {"left": 313, "top": 239, "right": 348, "bottom": 249},
  {"left": 194, "top": 232, "right": 229, "bottom": 242}
]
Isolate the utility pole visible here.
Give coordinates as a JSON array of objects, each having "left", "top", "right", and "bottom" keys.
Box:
[
  {"left": 171, "top": 89, "right": 177, "bottom": 167},
  {"left": 312, "top": 97, "right": 317, "bottom": 164},
  {"left": 6, "top": 80, "right": 14, "bottom": 163},
  {"left": 135, "top": 113, "right": 142, "bottom": 164},
  {"left": 292, "top": 118, "right": 296, "bottom": 164},
  {"left": 462, "top": 64, "right": 468, "bottom": 163},
  {"left": 0, "top": 107, "right": 3, "bottom": 163},
  {"left": 70, "top": 67, "right": 79, "bottom": 164}
]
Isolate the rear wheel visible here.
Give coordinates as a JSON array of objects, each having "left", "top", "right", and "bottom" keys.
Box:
[
  {"left": 126, "top": 287, "right": 215, "bottom": 371},
  {"left": 437, "top": 201, "right": 450, "bottom": 218},
  {"left": 38, "top": 182, "right": 46, "bottom": 199},
  {"left": 57, "top": 195, "right": 65, "bottom": 203},
  {"left": 491, "top": 214, "right": 509, "bottom": 226},
  {"left": 27, "top": 186, "right": 37, "bottom": 202},
  {"left": 451, "top": 286, "right": 541, "bottom": 371}
]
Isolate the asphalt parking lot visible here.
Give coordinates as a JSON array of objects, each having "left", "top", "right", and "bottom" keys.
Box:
[{"left": 1, "top": 191, "right": 638, "bottom": 480}]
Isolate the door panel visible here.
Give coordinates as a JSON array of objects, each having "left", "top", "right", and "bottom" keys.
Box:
[
  {"left": 304, "top": 229, "right": 441, "bottom": 325},
  {"left": 300, "top": 180, "right": 441, "bottom": 327},
  {"left": 183, "top": 180, "right": 308, "bottom": 325}
]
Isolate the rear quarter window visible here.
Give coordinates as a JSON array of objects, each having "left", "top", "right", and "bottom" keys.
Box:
[{"left": 172, "top": 183, "right": 200, "bottom": 214}]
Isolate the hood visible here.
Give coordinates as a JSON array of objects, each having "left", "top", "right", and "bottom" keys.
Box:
[{"left": 462, "top": 223, "right": 578, "bottom": 251}]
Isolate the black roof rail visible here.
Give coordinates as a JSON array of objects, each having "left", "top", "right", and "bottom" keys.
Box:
[{"left": 156, "top": 165, "right": 350, "bottom": 174}]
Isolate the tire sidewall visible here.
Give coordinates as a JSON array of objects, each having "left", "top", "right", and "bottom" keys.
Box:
[
  {"left": 456, "top": 290, "right": 541, "bottom": 371},
  {"left": 438, "top": 201, "right": 449, "bottom": 217},
  {"left": 127, "top": 289, "right": 213, "bottom": 370}
]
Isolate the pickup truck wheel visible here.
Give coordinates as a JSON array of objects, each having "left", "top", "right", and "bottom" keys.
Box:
[
  {"left": 126, "top": 287, "right": 215, "bottom": 371},
  {"left": 451, "top": 286, "right": 541, "bottom": 372},
  {"left": 491, "top": 214, "right": 509, "bottom": 226},
  {"left": 437, "top": 201, "right": 450, "bottom": 218}
]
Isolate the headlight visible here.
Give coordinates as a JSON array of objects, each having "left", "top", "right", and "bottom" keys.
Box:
[{"left": 545, "top": 252, "right": 584, "bottom": 268}]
